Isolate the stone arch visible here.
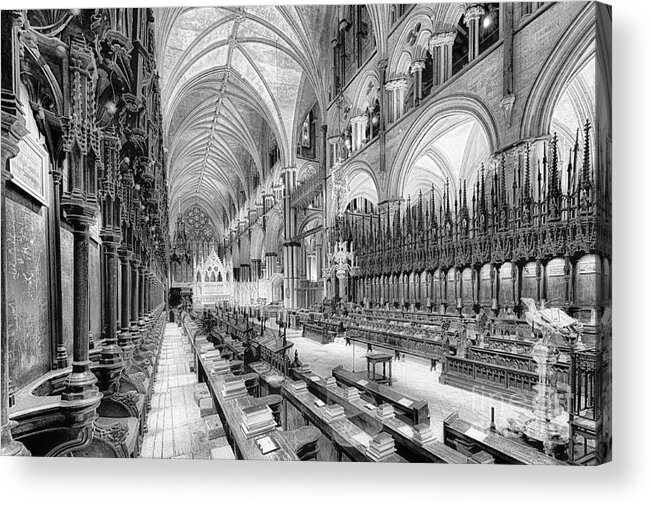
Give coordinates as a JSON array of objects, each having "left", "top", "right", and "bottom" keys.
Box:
[
  {"left": 350, "top": 68, "right": 381, "bottom": 116},
  {"left": 389, "top": 94, "right": 499, "bottom": 200},
  {"left": 519, "top": 3, "right": 595, "bottom": 139},
  {"left": 297, "top": 160, "right": 320, "bottom": 184},
  {"left": 345, "top": 161, "right": 381, "bottom": 206},
  {"left": 298, "top": 213, "right": 323, "bottom": 236},
  {"left": 395, "top": 51, "right": 413, "bottom": 78},
  {"left": 387, "top": 9, "right": 435, "bottom": 78}
]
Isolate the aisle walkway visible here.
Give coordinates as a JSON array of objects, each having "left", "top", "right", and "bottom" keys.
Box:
[
  {"left": 286, "top": 330, "right": 528, "bottom": 440},
  {"left": 140, "top": 323, "right": 212, "bottom": 459}
]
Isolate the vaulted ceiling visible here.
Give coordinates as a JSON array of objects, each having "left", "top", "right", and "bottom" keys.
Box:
[{"left": 154, "top": 6, "right": 333, "bottom": 239}]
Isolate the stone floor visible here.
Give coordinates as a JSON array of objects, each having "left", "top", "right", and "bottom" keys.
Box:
[
  {"left": 285, "top": 329, "right": 528, "bottom": 440},
  {"left": 140, "top": 323, "right": 212, "bottom": 459}
]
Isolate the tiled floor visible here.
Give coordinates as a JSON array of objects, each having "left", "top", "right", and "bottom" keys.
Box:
[
  {"left": 285, "top": 330, "right": 528, "bottom": 440},
  {"left": 140, "top": 323, "right": 212, "bottom": 459}
]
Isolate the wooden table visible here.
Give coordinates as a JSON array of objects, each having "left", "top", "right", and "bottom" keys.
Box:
[{"left": 365, "top": 351, "right": 393, "bottom": 385}]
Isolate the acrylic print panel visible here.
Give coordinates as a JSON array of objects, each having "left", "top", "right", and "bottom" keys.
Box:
[{"left": 2, "top": 2, "right": 610, "bottom": 467}]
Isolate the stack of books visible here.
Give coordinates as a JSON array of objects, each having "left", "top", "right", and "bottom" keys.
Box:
[
  {"left": 325, "top": 377, "right": 337, "bottom": 389},
  {"left": 290, "top": 381, "right": 308, "bottom": 394},
  {"left": 366, "top": 433, "right": 396, "bottom": 461},
  {"left": 345, "top": 387, "right": 360, "bottom": 402},
  {"left": 203, "top": 349, "right": 221, "bottom": 360},
  {"left": 240, "top": 405, "right": 276, "bottom": 439},
  {"left": 210, "top": 359, "right": 230, "bottom": 375},
  {"left": 323, "top": 404, "right": 345, "bottom": 423},
  {"left": 375, "top": 403, "right": 395, "bottom": 421},
  {"left": 221, "top": 375, "right": 247, "bottom": 400},
  {"left": 199, "top": 343, "right": 213, "bottom": 353},
  {"left": 412, "top": 422, "right": 435, "bottom": 444}
]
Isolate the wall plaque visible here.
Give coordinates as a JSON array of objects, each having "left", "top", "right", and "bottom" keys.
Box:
[{"left": 10, "top": 134, "right": 49, "bottom": 206}]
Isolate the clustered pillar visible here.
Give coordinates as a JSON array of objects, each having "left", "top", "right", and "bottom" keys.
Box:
[
  {"left": 429, "top": 31, "right": 456, "bottom": 87},
  {"left": 282, "top": 166, "right": 299, "bottom": 310},
  {"left": 464, "top": 5, "right": 486, "bottom": 63}
]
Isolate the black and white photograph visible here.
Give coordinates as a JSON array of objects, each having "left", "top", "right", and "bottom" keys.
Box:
[{"left": 0, "top": 0, "right": 645, "bottom": 503}]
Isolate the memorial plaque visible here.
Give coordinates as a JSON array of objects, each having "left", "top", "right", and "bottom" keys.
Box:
[
  {"left": 5, "top": 199, "right": 50, "bottom": 388},
  {"left": 10, "top": 134, "right": 49, "bottom": 205}
]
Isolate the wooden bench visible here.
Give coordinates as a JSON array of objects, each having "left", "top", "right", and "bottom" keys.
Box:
[
  {"left": 290, "top": 368, "right": 471, "bottom": 464},
  {"left": 332, "top": 365, "right": 429, "bottom": 426},
  {"left": 281, "top": 379, "right": 406, "bottom": 463},
  {"left": 442, "top": 412, "right": 566, "bottom": 465}
]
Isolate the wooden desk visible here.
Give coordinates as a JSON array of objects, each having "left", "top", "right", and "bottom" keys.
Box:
[
  {"left": 248, "top": 361, "right": 286, "bottom": 396},
  {"left": 187, "top": 320, "right": 312, "bottom": 461},
  {"left": 443, "top": 412, "right": 566, "bottom": 465},
  {"left": 365, "top": 351, "right": 393, "bottom": 385},
  {"left": 332, "top": 365, "right": 429, "bottom": 425},
  {"left": 291, "top": 369, "right": 469, "bottom": 464},
  {"left": 281, "top": 380, "right": 406, "bottom": 464}
]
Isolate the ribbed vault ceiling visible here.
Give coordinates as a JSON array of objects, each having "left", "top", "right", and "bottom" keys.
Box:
[{"left": 155, "top": 6, "right": 331, "bottom": 239}]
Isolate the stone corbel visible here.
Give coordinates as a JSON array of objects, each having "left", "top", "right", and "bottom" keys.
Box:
[{"left": 500, "top": 94, "right": 516, "bottom": 128}]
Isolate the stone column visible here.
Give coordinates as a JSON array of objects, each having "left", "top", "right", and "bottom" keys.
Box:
[
  {"left": 100, "top": 238, "right": 122, "bottom": 364},
  {"left": 138, "top": 263, "right": 145, "bottom": 319},
  {"left": 350, "top": 114, "right": 368, "bottom": 151},
  {"left": 429, "top": 32, "right": 456, "bottom": 85},
  {"left": 118, "top": 248, "right": 133, "bottom": 350},
  {"left": 464, "top": 5, "right": 485, "bottom": 63},
  {"left": 377, "top": 58, "right": 388, "bottom": 174},
  {"left": 61, "top": 212, "right": 102, "bottom": 403},
  {"left": 130, "top": 257, "right": 140, "bottom": 338},
  {"left": 265, "top": 252, "right": 277, "bottom": 279},
  {"left": 1, "top": 51, "right": 31, "bottom": 453},
  {"left": 410, "top": 60, "right": 426, "bottom": 107},
  {"left": 50, "top": 166, "right": 68, "bottom": 369},
  {"left": 385, "top": 79, "right": 408, "bottom": 123},
  {"left": 282, "top": 166, "right": 300, "bottom": 310},
  {"left": 58, "top": 37, "right": 102, "bottom": 407}
]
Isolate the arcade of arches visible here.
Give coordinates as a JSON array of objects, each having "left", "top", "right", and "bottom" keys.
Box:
[{"left": 1, "top": 3, "right": 611, "bottom": 465}]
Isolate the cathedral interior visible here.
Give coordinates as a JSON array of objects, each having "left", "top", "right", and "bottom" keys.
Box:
[{"left": 1, "top": 3, "right": 611, "bottom": 467}]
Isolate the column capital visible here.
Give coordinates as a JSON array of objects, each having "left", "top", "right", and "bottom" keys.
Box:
[
  {"left": 350, "top": 114, "right": 369, "bottom": 125},
  {"left": 385, "top": 78, "right": 409, "bottom": 92},
  {"left": 429, "top": 31, "right": 457, "bottom": 50},
  {"left": 464, "top": 4, "right": 486, "bottom": 23},
  {"left": 410, "top": 60, "right": 427, "bottom": 74}
]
